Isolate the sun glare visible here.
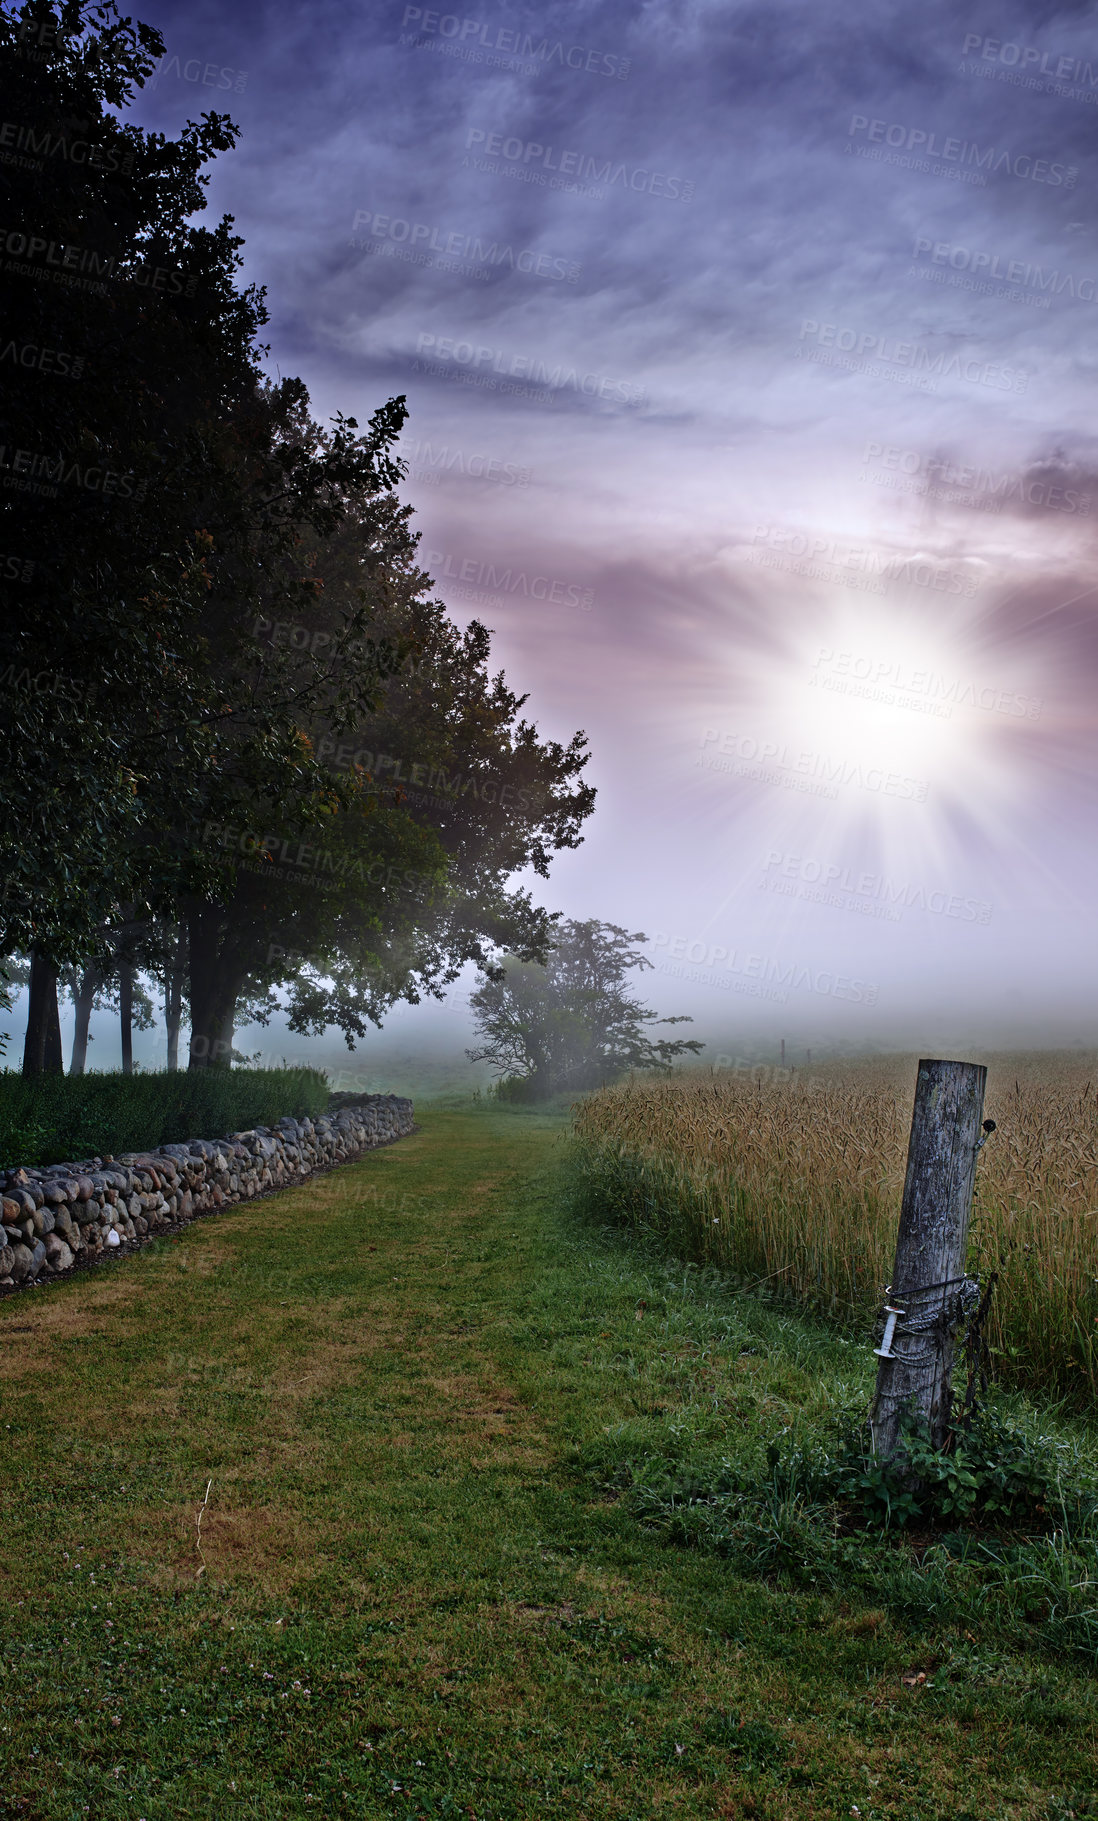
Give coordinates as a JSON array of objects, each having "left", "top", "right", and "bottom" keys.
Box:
[{"left": 693, "top": 581, "right": 1050, "bottom": 893}]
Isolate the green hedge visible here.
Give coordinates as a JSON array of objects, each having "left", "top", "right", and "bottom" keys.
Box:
[{"left": 0, "top": 1068, "right": 330, "bottom": 1170}]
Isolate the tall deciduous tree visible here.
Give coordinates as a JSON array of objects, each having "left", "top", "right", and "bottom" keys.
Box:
[
  {"left": 177, "top": 376, "right": 596, "bottom": 1066},
  {"left": 2, "top": 2, "right": 597, "bottom": 1072},
  {"left": 0, "top": 0, "right": 259, "bottom": 989}
]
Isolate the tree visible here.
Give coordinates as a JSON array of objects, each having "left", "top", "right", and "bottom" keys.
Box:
[
  {"left": 1, "top": 1, "right": 597, "bottom": 1071},
  {"left": 466, "top": 920, "right": 703, "bottom": 1099},
  {"left": 177, "top": 383, "right": 595, "bottom": 1066},
  {"left": 0, "top": 0, "right": 269, "bottom": 1043},
  {"left": 62, "top": 940, "right": 156, "bottom": 1075}
]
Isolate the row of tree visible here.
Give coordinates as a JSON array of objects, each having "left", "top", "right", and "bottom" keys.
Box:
[{"left": 1, "top": 1, "right": 597, "bottom": 1072}]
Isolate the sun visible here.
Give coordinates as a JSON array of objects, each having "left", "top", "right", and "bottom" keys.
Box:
[{"left": 691, "top": 580, "right": 1049, "bottom": 894}]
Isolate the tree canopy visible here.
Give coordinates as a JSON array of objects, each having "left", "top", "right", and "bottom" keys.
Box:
[{"left": 1, "top": 0, "right": 597, "bottom": 1071}]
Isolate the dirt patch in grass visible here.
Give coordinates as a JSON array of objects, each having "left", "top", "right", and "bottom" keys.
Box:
[
  {"left": 424, "top": 1363, "right": 550, "bottom": 1466},
  {"left": 126, "top": 1496, "right": 335, "bottom": 1594},
  {"left": 511, "top": 1600, "right": 577, "bottom": 1629},
  {"left": 0, "top": 1277, "right": 149, "bottom": 1375}
]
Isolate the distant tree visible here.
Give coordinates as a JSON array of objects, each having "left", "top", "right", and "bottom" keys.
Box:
[{"left": 466, "top": 919, "right": 702, "bottom": 1099}]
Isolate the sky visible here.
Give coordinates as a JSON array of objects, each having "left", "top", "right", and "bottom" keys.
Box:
[{"left": 35, "top": 0, "right": 1098, "bottom": 1075}]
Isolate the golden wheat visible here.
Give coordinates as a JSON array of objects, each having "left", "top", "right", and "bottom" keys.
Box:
[{"left": 571, "top": 1054, "right": 1098, "bottom": 1405}]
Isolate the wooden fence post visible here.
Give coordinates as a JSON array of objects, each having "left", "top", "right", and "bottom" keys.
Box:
[{"left": 870, "top": 1059, "right": 988, "bottom": 1460}]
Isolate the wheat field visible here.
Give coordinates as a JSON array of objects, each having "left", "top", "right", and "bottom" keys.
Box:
[{"left": 570, "top": 1054, "right": 1098, "bottom": 1407}]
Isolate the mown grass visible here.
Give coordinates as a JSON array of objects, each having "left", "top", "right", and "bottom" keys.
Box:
[
  {"left": 570, "top": 1056, "right": 1098, "bottom": 1407},
  {"left": 1, "top": 1105, "right": 1096, "bottom": 1819}
]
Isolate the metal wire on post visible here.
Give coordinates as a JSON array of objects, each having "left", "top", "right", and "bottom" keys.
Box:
[
  {"left": 872, "top": 1275, "right": 984, "bottom": 1383},
  {"left": 956, "top": 1271, "right": 1000, "bottom": 1428}
]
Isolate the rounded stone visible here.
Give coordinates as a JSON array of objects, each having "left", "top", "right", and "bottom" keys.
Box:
[{"left": 9, "top": 1243, "right": 32, "bottom": 1282}]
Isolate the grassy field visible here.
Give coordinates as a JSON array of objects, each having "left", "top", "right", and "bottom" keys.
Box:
[
  {"left": 570, "top": 1055, "right": 1098, "bottom": 1407},
  {"left": 1, "top": 1104, "right": 1096, "bottom": 1819}
]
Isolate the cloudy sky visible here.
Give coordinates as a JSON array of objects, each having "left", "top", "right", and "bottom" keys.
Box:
[{"left": 104, "top": 0, "right": 1098, "bottom": 1065}]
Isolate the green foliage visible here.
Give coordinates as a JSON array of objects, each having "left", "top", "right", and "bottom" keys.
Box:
[
  {"left": 840, "top": 1405, "right": 1079, "bottom": 1529},
  {"left": 492, "top": 1074, "right": 543, "bottom": 1104},
  {"left": 0, "top": 1066, "right": 328, "bottom": 1167},
  {"left": 1, "top": 1, "right": 595, "bottom": 1061},
  {"left": 592, "top": 1400, "right": 1098, "bottom": 1664}
]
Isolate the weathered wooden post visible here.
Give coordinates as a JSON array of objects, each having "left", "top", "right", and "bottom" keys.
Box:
[{"left": 870, "top": 1059, "right": 988, "bottom": 1460}]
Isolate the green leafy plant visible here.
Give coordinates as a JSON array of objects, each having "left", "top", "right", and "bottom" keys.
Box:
[
  {"left": 829, "top": 1405, "right": 1089, "bottom": 1531},
  {"left": 0, "top": 1066, "right": 330, "bottom": 1168}
]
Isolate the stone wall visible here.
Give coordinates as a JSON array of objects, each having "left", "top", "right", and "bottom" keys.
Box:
[{"left": 0, "top": 1094, "right": 415, "bottom": 1290}]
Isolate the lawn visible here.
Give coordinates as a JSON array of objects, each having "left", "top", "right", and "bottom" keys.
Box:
[{"left": 0, "top": 1106, "right": 1094, "bottom": 1819}]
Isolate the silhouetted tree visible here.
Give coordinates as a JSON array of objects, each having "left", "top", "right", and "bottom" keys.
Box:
[{"left": 467, "top": 920, "right": 702, "bottom": 1099}]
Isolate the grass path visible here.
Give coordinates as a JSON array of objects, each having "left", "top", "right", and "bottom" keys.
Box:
[{"left": 1, "top": 1107, "right": 1094, "bottom": 1819}]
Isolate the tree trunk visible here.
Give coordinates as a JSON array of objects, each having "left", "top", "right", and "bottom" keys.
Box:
[
  {"left": 22, "top": 951, "right": 63, "bottom": 1076},
  {"left": 119, "top": 963, "right": 134, "bottom": 1075},
  {"left": 45, "top": 978, "right": 63, "bottom": 1073},
  {"left": 186, "top": 903, "right": 243, "bottom": 1070},
  {"left": 870, "top": 1059, "right": 988, "bottom": 1459},
  {"left": 165, "top": 930, "right": 185, "bottom": 1072},
  {"left": 69, "top": 963, "right": 101, "bottom": 1077}
]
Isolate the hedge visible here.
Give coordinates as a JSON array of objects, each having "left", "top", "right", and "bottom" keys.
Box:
[{"left": 0, "top": 1068, "right": 330, "bottom": 1170}]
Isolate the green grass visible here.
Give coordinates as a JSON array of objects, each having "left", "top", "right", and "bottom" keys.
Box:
[{"left": 1, "top": 1108, "right": 1096, "bottom": 1819}]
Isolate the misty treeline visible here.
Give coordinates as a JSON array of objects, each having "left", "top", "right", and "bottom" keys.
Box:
[
  {"left": 467, "top": 920, "right": 703, "bottom": 1100},
  {"left": 0, "top": 0, "right": 596, "bottom": 1075}
]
